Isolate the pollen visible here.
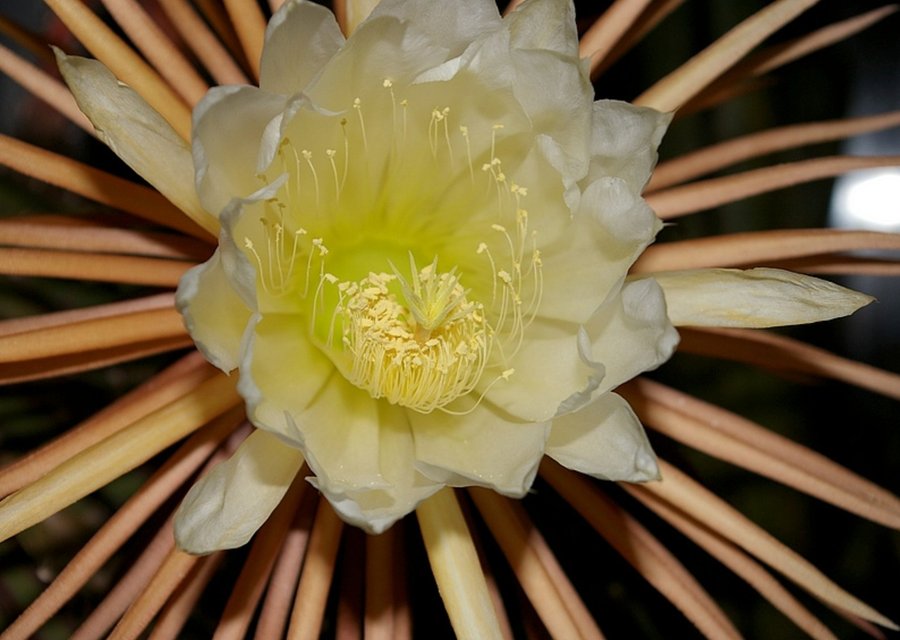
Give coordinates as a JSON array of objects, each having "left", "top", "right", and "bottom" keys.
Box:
[{"left": 337, "top": 262, "right": 489, "bottom": 413}]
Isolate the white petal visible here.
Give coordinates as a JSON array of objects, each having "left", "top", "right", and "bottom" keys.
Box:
[
  {"left": 538, "top": 209, "right": 647, "bottom": 323},
  {"left": 175, "top": 249, "right": 252, "bottom": 372},
  {"left": 238, "top": 315, "right": 334, "bottom": 445},
  {"left": 216, "top": 193, "right": 309, "bottom": 315},
  {"left": 453, "top": 17, "right": 592, "bottom": 176},
  {"left": 585, "top": 278, "right": 680, "bottom": 393},
  {"left": 288, "top": 375, "right": 384, "bottom": 485},
  {"left": 409, "top": 402, "right": 549, "bottom": 496},
  {"left": 260, "top": 0, "right": 345, "bottom": 95},
  {"left": 584, "top": 100, "right": 671, "bottom": 193},
  {"left": 652, "top": 268, "right": 874, "bottom": 328},
  {"left": 55, "top": 51, "right": 215, "bottom": 234},
  {"left": 192, "top": 85, "right": 287, "bottom": 216},
  {"left": 580, "top": 175, "right": 662, "bottom": 244},
  {"left": 447, "top": 22, "right": 513, "bottom": 88},
  {"left": 369, "top": 0, "right": 502, "bottom": 56},
  {"left": 300, "top": 383, "right": 441, "bottom": 533},
  {"left": 306, "top": 16, "right": 451, "bottom": 109},
  {"left": 174, "top": 429, "right": 304, "bottom": 554},
  {"left": 512, "top": 49, "right": 591, "bottom": 157},
  {"left": 480, "top": 319, "right": 601, "bottom": 423},
  {"left": 507, "top": 0, "right": 578, "bottom": 57},
  {"left": 548, "top": 392, "right": 660, "bottom": 482}
]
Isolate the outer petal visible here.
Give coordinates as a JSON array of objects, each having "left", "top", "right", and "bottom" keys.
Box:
[
  {"left": 584, "top": 100, "right": 671, "bottom": 193},
  {"left": 299, "top": 379, "right": 441, "bottom": 533},
  {"left": 55, "top": 51, "right": 215, "bottom": 235},
  {"left": 448, "top": 15, "right": 592, "bottom": 193},
  {"left": 547, "top": 392, "right": 660, "bottom": 482},
  {"left": 409, "top": 402, "right": 549, "bottom": 496},
  {"left": 174, "top": 429, "right": 304, "bottom": 554},
  {"left": 193, "top": 85, "right": 287, "bottom": 216},
  {"left": 510, "top": 52, "right": 591, "bottom": 174},
  {"left": 585, "top": 278, "right": 679, "bottom": 394},
  {"left": 369, "top": 0, "right": 502, "bottom": 57},
  {"left": 507, "top": 0, "right": 578, "bottom": 57},
  {"left": 652, "top": 268, "right": 874, "bottom": 328},
  {"left": 580, "top": 175, "right": 662, "bottom": 245},
  {"left": 306, "top": 16, "right": 452, "bottom": 109},
  {"left": 216, "top": 190, "right": 308, "bottom": 316},
  {"left": 260, "top": 0, "right": 345, "bottom": 95},
  {"left": 537, "top": 209, "right": 648, "bottom": 323},
  {"left": 237, "top": 314, "right": 334, "bottom": 444},
  {"left": 175, "top": 249, "right": 252, "bottom": 372}
]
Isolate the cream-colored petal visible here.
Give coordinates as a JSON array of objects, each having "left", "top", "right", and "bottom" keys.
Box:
[
  {"left": 458, "top": 11, "right": 591, "bottom": 153},
  {"left": 409, "top": 402, "right": 549, "bottom": 496},
  {"left": 514, "top": 52, "right": 591, "bottom": 155},
  {"left": 174, "top": 429, "right": 304, "bottom": 555},
  {"left": 215, "top": 198, "right": 262, "bottom": 310},
  {"left": 237, "top": 314, "right": 333, "bottom": 445},
  {"left": 537, "top": 209, "right": 649, "bottom": 323},
  {"left": 260, "top": 0, "right": 345, "bottom": 95},
  {"left": 580, "top": 175, "right": 662, "bottom": 245},
  {"left": 306, "top": 16, "right": 453, "bottom": 109},
  {"left": 175, "top": 248, "right": 252, "bottom": 372},
  {"left": 507, "top": 0, "right": 578, "bottom": 57},
  {"left": 651, "top": 268, "right": 874, "bottom": 328},
  {"left": 289, "top": 374, "right": 383, "bottom": 485},
  {"left": 480, "top": 319, "right": 601, "bottom": 423},
  {"left": 370, "top": 0, "right": 502, "bottom": 57},
  {"left": 301, "top": 384, "right": 442, "bottom": 533},
  {"left": 584, "top": 99, "right": 672, "bottom": 193},
  {"left": 55, "top": 51, "right": 215, "bottom": 235},
  {"left": 446, "top": 17, "right": 591, "bottom": 192},
  {"left": 548, "top": 392, "right": 659, "bottom": 482},
  {"left": 585, "top": 278, "right": 680, "bottom": 394},
  {"left": 192, "top": 85, "right": 287, "bottom": 216}
]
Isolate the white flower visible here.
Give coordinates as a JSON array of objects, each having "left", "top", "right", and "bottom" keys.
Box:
[
  {"left": 55, "top": 0, "right": 872, "bottom": 555},
  {"left": 169, "top": 0, "right": 679, "bottom": 549}
]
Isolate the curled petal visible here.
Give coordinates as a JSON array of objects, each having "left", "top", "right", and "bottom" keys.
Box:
[
  {"left": 506, "top": 1, "right": 593, "bottom": 182},
  {"left": 507, "top": 0, "right": 578, "bottom": 57},
  {"left": 193, "top": 85, "right": 287, "bottom": 216},
  {"left": 651, "top": 267, "right": 874, "bottom": 328},
  {"left": 585, "top": 277, "right": 680, "bottom": 394},
  {"left": 176, "top": 249, "right": 252, "bottom": 372},
  {"left": 584, "top": 99, "right": 672, "bottom": 193},
  {"left": 547, "top": 392, "right": 659, "bottom": 482},
  {"left": 174, "top": 429, "right": 304, "bottom": 555},
  {"left": 580, "top": 174, "right": 661, "bottom": 244},
  {"left": 260, "top": 0, "right": 345, "bottom": 95},
  {"left": 55, "top": 51, "right": 215, "bottom": 235}
]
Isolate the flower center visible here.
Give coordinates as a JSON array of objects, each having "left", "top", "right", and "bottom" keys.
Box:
[
  {"left": 335, "top": 258, "right": 490, "bottom": 413},
  {"left": 241, "top": 79, "right": 549, "bottom": 412}
]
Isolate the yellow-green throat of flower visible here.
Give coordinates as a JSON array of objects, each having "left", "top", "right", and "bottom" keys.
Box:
[{"left": 241, "top": 81, "right": 544, "bottom": 413}]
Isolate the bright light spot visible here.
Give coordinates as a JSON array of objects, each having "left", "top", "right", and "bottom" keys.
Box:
[{"left": 830, "top": 169, "right": 900, "bottom": 231}]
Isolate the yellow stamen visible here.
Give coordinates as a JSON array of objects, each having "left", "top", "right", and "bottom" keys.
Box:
[{"left": 337, "top": 265, "right": 489, "bottom": 413}]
